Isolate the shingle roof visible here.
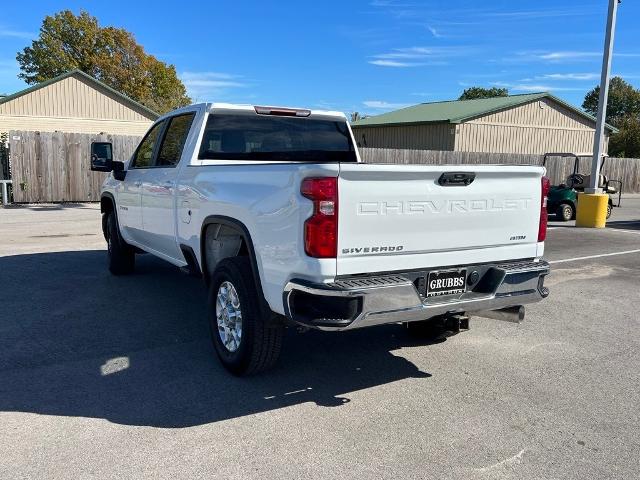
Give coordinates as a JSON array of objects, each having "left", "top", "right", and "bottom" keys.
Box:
[
  {"left": 352, "top": 92, "right": 617, "bottom": 132},
  {"left": 0, "top": 69, "right": 159, "bottom": 119}
]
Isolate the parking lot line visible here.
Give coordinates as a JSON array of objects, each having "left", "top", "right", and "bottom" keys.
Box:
[
  {"left": 604, "top": 228, "right": 640, "bottom": 236},
  {"left": 549, "top": 249, "right": 640, "bottom": 264}
]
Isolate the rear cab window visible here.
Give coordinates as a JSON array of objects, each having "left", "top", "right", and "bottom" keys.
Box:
[
  {"left": 157, "top": 113, "right": 196, "bottom": 167},
  {"left": 132, "top": 121, "right": 165, "bottom": 168},
  {"left": 198, "top": 112, "right": 357, "bottom": 162}
]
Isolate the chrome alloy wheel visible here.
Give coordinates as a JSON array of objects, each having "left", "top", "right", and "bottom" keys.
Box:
[{"left": 216, "top": 281, "right": 243, "bottom": 352}]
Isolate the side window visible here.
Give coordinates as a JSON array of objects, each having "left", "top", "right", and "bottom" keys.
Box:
[
  {"left": 132, "top": 121, "right": 165, "bottom": 168},
  {"left": 156, "top": 113, "right": 196, "bottom": 167}
]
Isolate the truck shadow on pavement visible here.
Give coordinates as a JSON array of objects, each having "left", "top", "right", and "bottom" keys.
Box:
[{"left": 0, "top": 250, "right": 433, "bottom": 428}]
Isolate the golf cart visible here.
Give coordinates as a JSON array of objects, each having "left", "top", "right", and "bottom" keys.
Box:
[{"left": 543, "top": 152, "right": 623, "bottom": 222}]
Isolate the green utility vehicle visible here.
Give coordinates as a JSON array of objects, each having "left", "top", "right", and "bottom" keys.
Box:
[{"left": 543, "top": 153, "right": 623, "bottom": 222}]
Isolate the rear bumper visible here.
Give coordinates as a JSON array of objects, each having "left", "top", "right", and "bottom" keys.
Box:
[{"left": 283, "top": 259, "right": 550, "bottom": 331}]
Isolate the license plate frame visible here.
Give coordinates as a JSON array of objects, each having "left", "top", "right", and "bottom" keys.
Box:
[{"left": 426, "top": 269, "right": 467, "bottom": 298}]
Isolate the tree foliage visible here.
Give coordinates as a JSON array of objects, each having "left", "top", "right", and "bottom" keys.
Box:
[
  {"left": 608, "top": 115, "right": 640, "bottom": 158},
  {"left": 16, "top": 10, "right": 191, "bottom": 114},
  {"left": 583, "top": 77, "right": 640, "bottom": 157},
  {"left": 458, "top": 87, "right": 508, "bottom": 100},
  {"left": 350, "top": 112, "right": 367, "bottom": 123},
  {"left": 582, "top": 77, "right": 640, "bottom": 125}
]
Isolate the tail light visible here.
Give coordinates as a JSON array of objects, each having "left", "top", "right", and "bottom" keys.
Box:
[
  {"left": 301, "top": 177, "right": 338, "bottom": 258},
  {"left": 538, "top": 176, "right": 551, "bottom": 242}
]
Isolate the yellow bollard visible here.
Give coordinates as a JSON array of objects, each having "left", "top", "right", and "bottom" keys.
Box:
[{"left": 575, "top": 193, "right": 608, "bottom": 228}]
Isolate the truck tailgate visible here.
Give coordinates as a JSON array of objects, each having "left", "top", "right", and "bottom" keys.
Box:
[{"left": 337, "top": 164, "right": 544, "bottom": 276}]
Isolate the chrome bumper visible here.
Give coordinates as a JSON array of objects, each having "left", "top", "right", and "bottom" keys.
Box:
[{"left": 283, "top": 260, "right": 550, "bottom": 331}]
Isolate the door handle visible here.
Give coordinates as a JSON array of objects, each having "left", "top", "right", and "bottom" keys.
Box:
[
  {"left": 134, "top": 180, "right": 142, "bottom": 187},
  {"left": 438, "top": 172, "right": 476, "bottom": 186},
  {"left": 163, "top": 180, "right": 175, "bottom": 186}
]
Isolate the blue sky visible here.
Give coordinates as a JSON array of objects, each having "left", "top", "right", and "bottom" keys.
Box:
[{"left": 1, "top": 1, "right": 639, "bottom": 116}]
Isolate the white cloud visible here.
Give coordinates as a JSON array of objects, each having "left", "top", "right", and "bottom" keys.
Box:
[
  {"left": 0, "top": 27, "right": 34, "bottom": 39},
  {"left": 369, "top": 0, "right": 416, "bottom": 6},
  {"left": 512, "top": 51, "right": 640, "bottom": 63},
  {"left": 538, "top": 51, "right": 600, "bottom": 61},
  {"left": 427, "top": 26, "right": 442, "bottom": 38},
  {"left": 491, "top": 81, "right": 584, "bottom": 92},
  {"left": 373, "top": 46, "right": 471, "bottom": 60},
  {"left": 180, "top": 72, "right": 250, "bottom": 101},
  {"left": 368, "top": 59, "right": 422, "bottom": 67},
  {"left": 481, "top": 9, "right": 596, "bottom": 19},
  {"left": 369, "top": 45, "right": 471, "bottom": 66},
  {"left": 374, "top": 48, "right": 432, "bottom": 60},
  {"left": 363, "top": 100, "right": 411, "bottom": 109},
  {"left": 538, "top": 73, "right": 600, "bottom": 81}
]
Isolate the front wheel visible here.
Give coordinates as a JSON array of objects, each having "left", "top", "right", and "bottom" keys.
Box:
[
  {"left": 105, "top": 212, "right": 135, "bottom": 275},
  {"left": 606, "top": 203, "right": 612, "bottom": 219},
  {"left": 208, "top": 257, "right": 283, "bottom": 375}
]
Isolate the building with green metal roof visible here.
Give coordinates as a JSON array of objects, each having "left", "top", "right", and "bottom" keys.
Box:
[{"left": 351, "top": 93, "right": 615, "bottom": 155}]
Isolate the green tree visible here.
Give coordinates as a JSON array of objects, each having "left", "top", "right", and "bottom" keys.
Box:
[
  {"left": 458, "top": 87, "right": 508, "bottom": 100},
  {"left": 16, "top": 10, "right": 191, "bottom": 114},
  {"left": 583, "top": 77, "right": 640, "bottom": 157},
  {"left": 582, "top": 77, "right": 640, "bottom": 126},
  {"left": 608, "top": 115, "right": 640, "bottom": 158},
  {"left": 350, "top": 112, "right": 367, "bottom": 123}
]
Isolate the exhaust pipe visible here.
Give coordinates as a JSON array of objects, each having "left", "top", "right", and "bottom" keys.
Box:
[{"left": 474, "top": 306, "right": 525, "bottom": 323}]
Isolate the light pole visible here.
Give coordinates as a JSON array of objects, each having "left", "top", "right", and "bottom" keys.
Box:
[
  {"left": 576, "top": 0, "right": 621, "bottom": 228},
  {"left": 587, "top": 0, "right": 620, "bottom": 194}
]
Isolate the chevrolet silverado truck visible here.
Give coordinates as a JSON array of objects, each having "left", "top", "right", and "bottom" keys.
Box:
[{"left": 90, "top": 103, "right": 550, "bottom": 375}]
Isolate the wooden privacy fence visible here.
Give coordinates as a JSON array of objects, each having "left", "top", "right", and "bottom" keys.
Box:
[
  {"left": 6, "top": 133, "right": 640, "bottom": 202},
  {"left": 359, "top": 148, "right": 640, "bottom": 193},
  {"left": 9, "top": 130, "right": 141, "bottom": 203}
]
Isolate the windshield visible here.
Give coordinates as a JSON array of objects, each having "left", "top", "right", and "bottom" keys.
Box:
[{"left": 198, "top": 113, "right": 357, "bottom": 162}]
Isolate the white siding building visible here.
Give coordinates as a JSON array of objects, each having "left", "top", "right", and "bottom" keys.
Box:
[
  {"left": 0, "top": 69, "right": 158, "bottom": 136},
  {"left": 352, "top": 93, "right": 616, "bottom": 155}
]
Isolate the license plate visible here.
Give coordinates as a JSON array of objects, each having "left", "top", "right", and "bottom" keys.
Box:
[{"left": 426, "top": 269, "right": 467, "bottom": 298}]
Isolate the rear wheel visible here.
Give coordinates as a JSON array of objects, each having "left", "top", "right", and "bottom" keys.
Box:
[
  {"left": 606, "top": 203, "right": 612, "bottom": 219},
  {"left": 208, "top": 257, "right": 283, "bottom": 375},
  {"left": 557, "top": 202, "right": 575, "bottom": 222},
  {"left": 105, "top": 212, "right": 135, "bottom": 275}
]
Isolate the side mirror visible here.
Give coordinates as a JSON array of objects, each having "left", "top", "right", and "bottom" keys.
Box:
[
  {"left": 90, "top": 142, "right": 114, "bottom": 172},
  {"left": 112, "top": 161, "right": 126, "bottom": 181}
]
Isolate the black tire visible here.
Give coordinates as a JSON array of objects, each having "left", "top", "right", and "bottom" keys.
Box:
[
  {"left": 606, "top": 203, "right": 612, "bottom": 219},
  {"left": 208, "top": 257, "right": 283, "bottom": 375},
  {"left": 556, "top": 202, "right": 575, "bottom": 222},
  {"left": 105, "top": 212, "right": 135, "bottom": 275}
]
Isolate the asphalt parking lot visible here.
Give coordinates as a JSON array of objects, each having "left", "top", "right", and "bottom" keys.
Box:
[{"left": 1, "top": 198, "right": 639, "bottom": 480}]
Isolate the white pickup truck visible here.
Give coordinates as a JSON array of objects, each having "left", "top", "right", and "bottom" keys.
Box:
[{"left": 91, "top": 103, "right": 550, "bottom": 375}]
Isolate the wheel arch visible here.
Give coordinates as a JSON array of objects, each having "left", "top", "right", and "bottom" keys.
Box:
[
  {"left": 100, "top": 192, "right": 116, "bottom": 215},
  {"left": 100, "top": 193, "right": 117, "bottom": 241},
  {"left": 200, "top": 215, "right": 268, "bottom": 312},
  {"left": 558, "top": 199, "right": 576, "bottom": 208}
]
